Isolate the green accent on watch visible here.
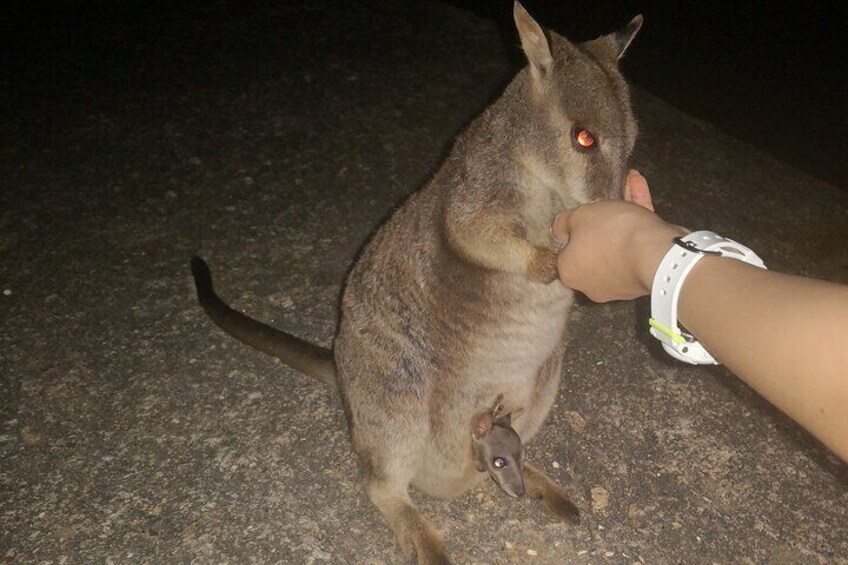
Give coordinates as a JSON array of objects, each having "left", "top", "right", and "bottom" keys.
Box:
[{"left": 648, "top": 317, "right": 685, "bottom": 345}]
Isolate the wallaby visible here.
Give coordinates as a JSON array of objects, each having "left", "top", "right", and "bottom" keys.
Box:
[
  {"left": 192, "top": 4, "right": 643, "bottom": 563},
  {"left": 472, "top": 394, "right": 525, "bottom": 498}
]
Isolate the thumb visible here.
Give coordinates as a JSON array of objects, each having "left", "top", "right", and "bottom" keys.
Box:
[
  {"left": 624, "top": 169, "right": 655, "bottom": 212},
  {"left": 550, "top": 210, "right": 574, "bottom": 245}
]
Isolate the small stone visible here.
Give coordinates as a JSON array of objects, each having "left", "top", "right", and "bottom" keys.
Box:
[
  {"left": 563, "top": 411, "right": 586, "bottom": 431},
  {"left": 2, "top": 289, "right": 10, "bottom": 296},
  {"left": 269, "top": 294, "right": 294, "bottom": 309},
  {"left": 591, "top": 486, "right": 610, "bottom": 512},
  {"left": 20, "top": 426, "right": 42, "bottom": 445},
  {"left": 552, "top": 461, "right": 560, "bottom": 469},
  {"left": 526, "top": 549, "right": 537, "bottom": 556},
  {"left": 504, "top": 541, "right": 514, "bottom": 550}
]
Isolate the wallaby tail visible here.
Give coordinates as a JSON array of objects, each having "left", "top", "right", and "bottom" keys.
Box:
[{"left": 190, "top": 256, "right": 336, "bottom": 386}]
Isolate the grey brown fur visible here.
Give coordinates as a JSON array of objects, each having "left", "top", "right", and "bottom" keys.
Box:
[{"left": 192, "top": 4, "right": 641, "bottom": 563}]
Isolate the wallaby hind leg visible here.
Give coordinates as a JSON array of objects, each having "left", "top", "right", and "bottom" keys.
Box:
[
  {"left": 366, "top": 475, "right": 450, "bottom": 565},
  {"left": 524, "top": 461, "right": 580, "bottom": 525}
]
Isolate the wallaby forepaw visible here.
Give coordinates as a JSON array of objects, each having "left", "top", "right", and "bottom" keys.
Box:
[{"left": 527, "top": 246, "right": 558, "bottom": 284}]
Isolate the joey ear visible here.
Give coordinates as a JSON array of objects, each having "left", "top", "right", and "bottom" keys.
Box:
[
  {"left": 472, "top": 413, "right": 493, "bottom": 441},
  {"left": 491, "top": 393, "right": 505, "bottom": 420},
  {"left": 495, "top": 405, "right": 522, "bottom": 426},
  {"left": 514, "top": 2, "right": 553, "bottom": 81},
  {"left": 584, "top": 14, "right": 643, "bottom": 63}
]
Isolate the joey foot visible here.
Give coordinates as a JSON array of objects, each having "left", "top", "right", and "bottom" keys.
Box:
[{"left": 523, "top": 461, "right": 581, "bottom": 524}]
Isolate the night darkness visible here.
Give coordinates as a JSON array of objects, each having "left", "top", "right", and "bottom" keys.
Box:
[
  {"left": 451, "top": 0, "right": 846, "bottom": 190},
  {"left": 5, "top": 0, "right": 844, "bottom": 189}
]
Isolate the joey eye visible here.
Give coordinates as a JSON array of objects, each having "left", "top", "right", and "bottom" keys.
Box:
[
  {"left": 572, "top": 126, "right": 598, "bottom": 152},
  {"left": 493, "top": 457, "right": 507, "bottom": 469}
]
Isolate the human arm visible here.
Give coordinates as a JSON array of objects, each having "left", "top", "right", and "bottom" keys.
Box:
[
  {"left": 552, "top": 172, "right": 848, "bottom": 462},
  {"left": 677, "top": 256, "right": 848, "bottom": 461}
]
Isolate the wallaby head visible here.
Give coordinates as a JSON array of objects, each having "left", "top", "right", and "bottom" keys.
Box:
[
  {"left": 445, "top": 4, "right": 644, "bottom": 284},
  {"left": 510, "top": 3, "right": 643, "bottom": 207},
  {"left": 472, "top": 399, "right": 525, "bottom": 498}
]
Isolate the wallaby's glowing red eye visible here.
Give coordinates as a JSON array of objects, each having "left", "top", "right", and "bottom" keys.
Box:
[{"left": 572, "top": 126, "right": 597, "bottom": 151}]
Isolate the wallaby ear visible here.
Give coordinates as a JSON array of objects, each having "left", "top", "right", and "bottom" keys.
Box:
[
  {"left": 514, "top": 2, "right": 553, "bottom": 81},
  {"left": 584, "top": 14, "right": 643, "bottom": 63},
  {"left": 616, "top": 14, "right": 643, "bottom": 59},
  {"left": 472, "top": 413, "right": 493, "bottom": 441}
]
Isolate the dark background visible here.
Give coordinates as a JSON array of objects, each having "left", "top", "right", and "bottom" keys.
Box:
[
  {"left": 4, "top": 0, "right": 846, "bottom": 190},
  {"left": 452, "top": 0, "right": 846, "bottom": 191}
]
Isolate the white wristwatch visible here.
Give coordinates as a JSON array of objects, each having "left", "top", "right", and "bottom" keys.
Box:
[{"left": 649, "top": 230, "right": 766, "bottom": 365}]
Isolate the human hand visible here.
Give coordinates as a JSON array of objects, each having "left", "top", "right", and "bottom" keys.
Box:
[{"left": 551, "top": 171, "right": 688, "bottom": 302}]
